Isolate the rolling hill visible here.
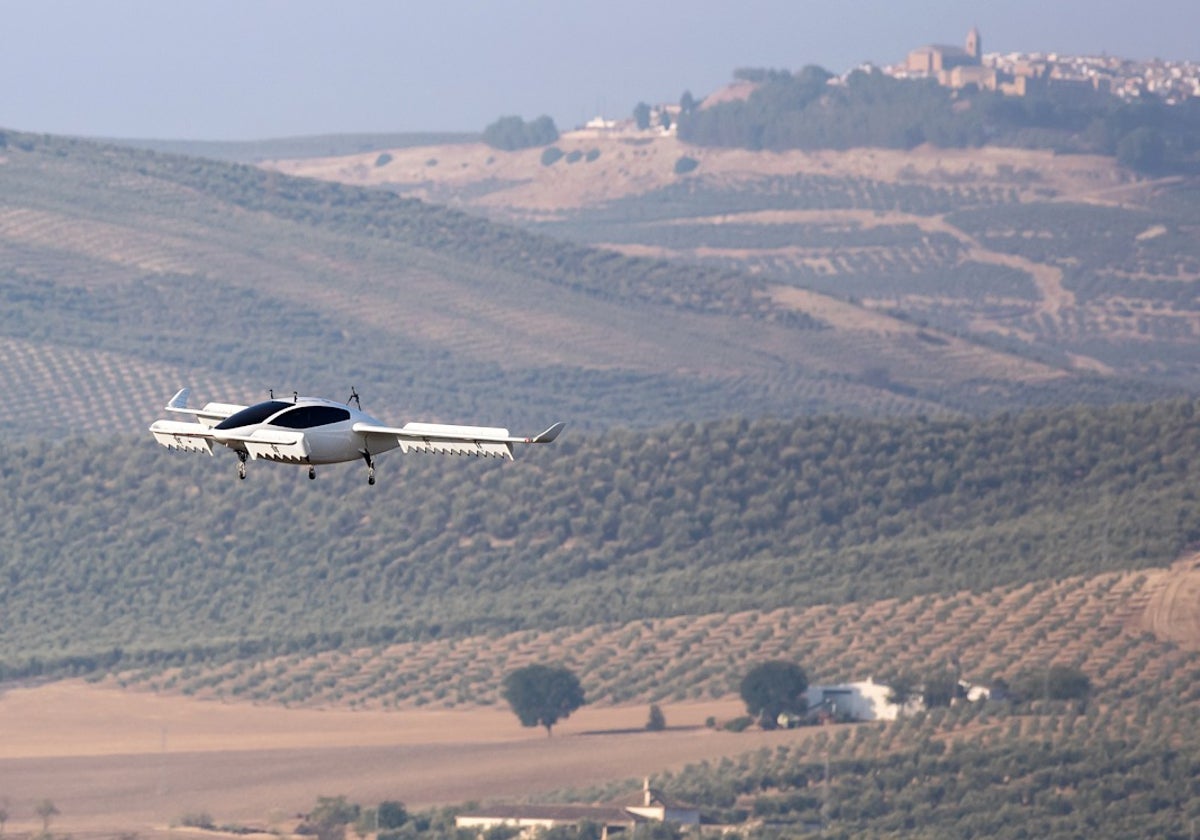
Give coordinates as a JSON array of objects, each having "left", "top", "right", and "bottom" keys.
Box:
[
  {"left": 0, "top": 129, "right": 1171, "bottom": 445},
  {"left": 3, "top": 124, "right": 1200, "bottom": 837},
  {"left": 3, "top": 400, "right": 1198, "bottom": 679},
  {"left": 269, "top": 131, "right": 1200, "bottom": 397}
]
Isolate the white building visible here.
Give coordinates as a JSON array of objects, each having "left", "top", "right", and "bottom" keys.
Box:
[
  {"left": 802, "top": 678, "right": 914, "bottom": 722},
  {"left": 456, "top": 778, "right": 698, "bottom": 838}
]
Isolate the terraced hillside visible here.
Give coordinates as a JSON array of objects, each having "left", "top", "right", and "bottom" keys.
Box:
[{"left": 272, "top": 134, "right": 1200, "bottom": 393}]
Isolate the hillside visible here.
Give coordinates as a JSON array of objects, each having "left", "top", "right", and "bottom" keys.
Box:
[
  {"left": 270, "top": 131, "right": 1200, "bottom": 395},
  {"left": 3, "top": 401, "right": 1199, "bottom": 679},
  {"left": 0, "top": 129, "right": 1170, "bottom": 446}
]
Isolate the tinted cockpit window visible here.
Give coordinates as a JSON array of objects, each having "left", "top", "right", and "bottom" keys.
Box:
[
  {"left": 271, "top": 405, "right": 351, "bottom": 429},
  {"left": 215, "top": 401, "right": 290, "bottom": 430}
]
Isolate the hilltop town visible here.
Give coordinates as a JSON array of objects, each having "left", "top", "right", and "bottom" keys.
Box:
[{"left": 888, "top": 27, "right": 1200, "bottom": 102}]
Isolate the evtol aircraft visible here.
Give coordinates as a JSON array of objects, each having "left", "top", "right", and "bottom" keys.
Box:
[{"left": 149, "top": 388, "right": 564, "bottom": 483}]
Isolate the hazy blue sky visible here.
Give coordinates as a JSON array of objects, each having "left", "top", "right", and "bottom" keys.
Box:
[{"left": 2, "top": 0, "right": 1198, "bottom": 140}]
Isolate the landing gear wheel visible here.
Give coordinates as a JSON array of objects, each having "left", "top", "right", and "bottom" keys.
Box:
[
  {"left": 368, "top": 470, "right": 376, "bottom": 486},
  {"left": 362, "top": 451, "right": 376, "bottom": 486},
  {"left": 308, "top": 466, "right": 317, "bottom": 480},
  {"left": 237, "top": 451, "right": 248, "bottom": 480}
]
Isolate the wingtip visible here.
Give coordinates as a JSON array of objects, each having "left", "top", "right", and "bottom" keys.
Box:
[
  {"left": 530, "top": 421, "right": 565, "bottom": 444},
  {"left": 167, "top": 387, "right": 191, "bottom": 410}
]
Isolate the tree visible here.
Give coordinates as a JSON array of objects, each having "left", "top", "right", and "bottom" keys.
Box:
[
  {"left": 376, "top": 800, "right": 408, "bottom": 830},
  {"left": 35, "top": 800, "right": 58, "bottom": 834},
  {"left": 739, "top": 660, "right": 808, "bottom": 729},
  {"left": 922, "top": 668, "right": 960, "bottom": 708},
  {"left": 501, "top": 663, "right": 585, "bottom": 735},
  {"left": 309, "top": 795, "right": 360, "bottom": 840},
  {"left": 1117, "top": 126, "right": 1165, "bottom": 172},
  {"left": 1045, "top": 665, "right": 1091, "bottom": 702},
  {"left": 679, "top": 90, "right": 697, "bottom": 115},
  {"left": 482, "top": 115, "right": 560, "bottom": 151},
  {"left": 633, "top": 101, "right": 652, "bottom": 130},
  {"left": 646, "top": 703, "right": 666, "bottom": 731}
]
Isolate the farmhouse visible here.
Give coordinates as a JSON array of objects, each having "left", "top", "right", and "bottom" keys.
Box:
[
  {"left": 807, "top": 678, "right": 904, "bottom": 722},
  {"left": 455, "top": 778, "right": 699, "bottom": 838}
]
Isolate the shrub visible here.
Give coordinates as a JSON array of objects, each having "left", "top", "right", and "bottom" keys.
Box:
[
  {"left": 541, "top": 146, "right": 565, "bottom": 166},
  {"left": 674, "top": 156, "right": 699, "bottom": 175}
]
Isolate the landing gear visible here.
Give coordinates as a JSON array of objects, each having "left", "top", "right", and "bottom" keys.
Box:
[
  {"left": 237, "top": 459, "right": 247, "bottom": 480},
  {"left": 308, "top": 466, "right": 317, "bottom": 480},
  {"left": 363, "top": 451, "right": 376, "bottom": 486}
]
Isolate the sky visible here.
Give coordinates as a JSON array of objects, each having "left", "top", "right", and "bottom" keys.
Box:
[{"left": 2, "top": 0, "right": 1198, "bottom": 141}]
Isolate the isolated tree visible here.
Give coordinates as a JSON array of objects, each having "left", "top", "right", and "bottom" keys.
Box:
[
  {"left": 633, "top": 101, "right": 652, "bottom": 130},
  {"left": 309, "top": 795, "right": 359, "bottom": 840},
  {"left": 35, "top": 800, "right": 59, "bottom": 834},
  {"left": 739, "top": 660, "right": 808, "bottom": 729},
  {"left": 501, "top": 663, "right": 585, "bottom": 736},
  {"left": 679, "top": 90, "right": 697, "bottom": 115},
  {"left": 646, "top": 703, "right": 666, "bottom": 731}
]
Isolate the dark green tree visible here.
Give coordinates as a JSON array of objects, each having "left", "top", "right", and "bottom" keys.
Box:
[
  {"left": 482, "top": 115, "right": 560, "bottom": 151},
  {"left": 739, "top": 660, "right": 808, "bottom": 729},
  {"left": 501, "top": 663, "right": 586, "bottom": 735},
  {"left": 309, "top": 795, "right": 359, "bottom": 840},
  {"left": 376, "top": 800, "right": 407, "bottom": 830},
  {"left": 646, "top": 703, "right": 666, "bottom": 731},
  {"left": 922, "top": 667, "right": 960, "bottom": 708},
  {"left": 633, "top": 102, "right": 652, "bottom": 130},
  {"left": 885, "top": 672, "right": 918, "bottom": 707},
  {"left": 1045, "top": 664, "right": 1091, "bottom": 702}
]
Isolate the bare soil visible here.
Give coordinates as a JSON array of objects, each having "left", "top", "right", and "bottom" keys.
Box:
[
  {"left": 1141, "top": 553, "right": 1200, "bottom": 648},
  {"left": 0, "top": 681, "right": 825, "bottom": 836}
]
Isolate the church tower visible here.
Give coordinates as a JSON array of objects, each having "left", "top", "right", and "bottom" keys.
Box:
[{"left": 965, "top": 26, "right": 982, "bottom": 62}]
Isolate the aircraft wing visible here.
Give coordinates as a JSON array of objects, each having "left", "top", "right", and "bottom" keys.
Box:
[
  {"left": 353, "top": 420, "right": 565, "bottom": 459},
  {"left": 150, "top": 417, "right": 311, "bottom": 462},
  {"left": 162, "top": 388, "right": 247, "bottom": 428},
  {"left": 150, "top": 419, "right": 217, "bottom": 455}
]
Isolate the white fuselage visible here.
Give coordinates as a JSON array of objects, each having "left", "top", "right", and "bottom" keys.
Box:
[{"left": 211, "top": 398, "right": 399, "bottom": 465}]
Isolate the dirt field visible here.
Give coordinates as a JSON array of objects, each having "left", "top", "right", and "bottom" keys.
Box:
[
  {"left": 264, "top": 134, "right": 1127, "bottom": 215},
  {"left": 1141, "top": 554, "right": 1200, "bottom": 649},
  {"left": 0, "top": 681, "right": 823, "bottom": 836}
]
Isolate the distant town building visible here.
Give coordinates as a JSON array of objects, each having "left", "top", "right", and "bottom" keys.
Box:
[
  {"left": 889, "top": 27, "right": 1197, "bottom": 103},
  {"left": 906, "top": 26, "right": 982, "bottom": 77}
]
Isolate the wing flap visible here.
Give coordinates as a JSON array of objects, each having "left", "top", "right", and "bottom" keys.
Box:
[
  {"left": 353, "top": 420, "right": 525, "bottom": 460},
  {"left": 218, "top": 429, "right": 310, "bottom": 462},
  {"left": 150, "top": 419, "right": 215, "bottom": 455}
]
